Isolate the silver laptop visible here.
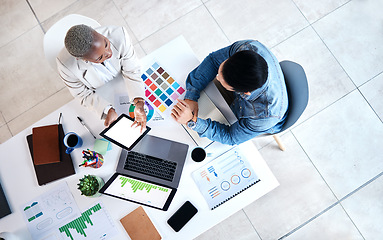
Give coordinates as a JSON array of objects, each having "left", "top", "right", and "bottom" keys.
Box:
[
  {"left": 99, "top": 114, "right": 188, "bottom": 210},
  {"left": 115, "top": 134, "right": 188, "bottom": 188}
]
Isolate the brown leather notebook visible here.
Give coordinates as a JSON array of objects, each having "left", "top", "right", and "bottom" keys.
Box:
[
  {"left": 27, "top": 124, "right": 75, "bottom": 185},
  {"left": 32, "top": 124, "right": 60, "bottom": 165},
  {"left": 120, "top": 206, "right": 161, "bottom": 240}
]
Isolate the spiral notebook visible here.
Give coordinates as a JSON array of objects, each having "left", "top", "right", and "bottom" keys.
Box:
[{"left": 192, "top": 147, "right": 261, "bottom": 210}]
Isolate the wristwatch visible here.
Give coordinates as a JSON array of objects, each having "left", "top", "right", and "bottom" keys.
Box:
[{"left": 187, "top": 118, "right": 197, "bottom": 129}]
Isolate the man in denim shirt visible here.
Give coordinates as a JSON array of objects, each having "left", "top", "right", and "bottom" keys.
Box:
[{"left": 171, "top": 40, "right": 288, "bottom": 145}]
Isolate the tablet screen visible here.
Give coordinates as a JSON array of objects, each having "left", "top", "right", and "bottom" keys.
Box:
[{"left": 100, "top": 114, "right": 151, "bottom": 150}]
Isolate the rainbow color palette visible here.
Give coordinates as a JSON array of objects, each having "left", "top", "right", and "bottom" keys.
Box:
[
  {"left": 141, "top": 62, "right": 185, "bottom": 116},
  {"left": 128, "top": 101, "right": 154, "bottom": 121}
]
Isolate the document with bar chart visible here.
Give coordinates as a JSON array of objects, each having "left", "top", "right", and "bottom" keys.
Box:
[
  {"left": 58, "top": 202, "right": 118, "bottom": 240},
  {"left": 192, "top": 147, "right": 261, "bottom": 210},
  {"left": 21, "top": 182, "right": 81, "bottom": 240},
  {"left": 103, "top": 175, "right": 172, "bottom": 209}
]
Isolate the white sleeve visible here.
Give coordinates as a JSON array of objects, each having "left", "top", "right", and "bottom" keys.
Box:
[{"left": 119, "top": 27, "right": 145, "bottom": 102}]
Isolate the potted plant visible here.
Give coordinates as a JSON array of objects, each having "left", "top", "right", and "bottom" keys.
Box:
[{"left": 77, "top": 175, "right": 104, "bottom": 197}]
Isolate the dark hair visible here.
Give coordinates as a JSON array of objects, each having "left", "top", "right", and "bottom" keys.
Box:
[
  {"left": 65, "top": 24, "right": 94, "bottom": 57},
  {"left": 221, "top": 50, "right": 268, "bottom": 92}
]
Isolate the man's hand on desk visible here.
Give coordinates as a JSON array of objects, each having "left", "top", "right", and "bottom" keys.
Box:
[
  {"left": 104, "top": 108, "right": 118, "bottom": 127},
  {"left": 132, "top": 98, "right": 147, "bottom": 132},
  {"left": 171, "top": 99, "right": 198, "bottom": 124},
  {"left": 184, "top": 99, "right": 198, "bottom": 117}
]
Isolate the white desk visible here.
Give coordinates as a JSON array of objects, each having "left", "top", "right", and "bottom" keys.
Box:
[{"left": 0, "top": 36, "right": 279, "bottom": 240}]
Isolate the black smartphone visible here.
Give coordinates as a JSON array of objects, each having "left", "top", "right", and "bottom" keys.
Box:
[{"left": 167, "top": 201, "right": 198, "bottom": 232}]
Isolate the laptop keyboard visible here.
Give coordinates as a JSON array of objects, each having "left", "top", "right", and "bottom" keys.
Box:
[{"left": 124, "top": 151, "right": 177, "bottom": 181}]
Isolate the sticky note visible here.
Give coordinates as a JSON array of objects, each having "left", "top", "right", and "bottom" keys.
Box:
[{"left": 94, "top": 139, "right": 110, "bottom": 155}]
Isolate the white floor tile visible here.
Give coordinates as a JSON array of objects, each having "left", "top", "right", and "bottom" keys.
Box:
[
  {"left": 205, "top": 0, "right": 308, "bottom": 46},
  {"left": 28, "top": 0, "right": 76, "bottom": 22},
  {"left": 194, "top": 210, "right": 260, "bottom": 240},
  {"left": 292, "top": 90, "right": 383, "bottom": 199},
  {"left": 41, "top": 0, "right": 138, "bottom": 44},
  {"left": 0, "top": 0, "right": 38, "bottom": 48},
  {"left": 244, "top": 132, "right": 337, "bottom": 240},
  {"left": 0, "top": 125, "right": 13, "bottom": 144},
  {"left": 114, "top": 0, "right": 202, "bottom": 41},
  {"left": 341, "top": 175, "right": 383, "bottom": 239},
  {"left": 0, "top": 112, "right": 5, "bottom": 127},
  {"left": 139, "top": 5, "right": 230, "bottom": 61},
  {"left": 313, "top": 0, "right": 383, "bottom": 86},
  {"left": 252, "top": 134, "right": 276, "bottom": 150},
  {"left": 8, "top": 88, "right": 73, "bottom": 136},
  {"left": 272, "top": 27, "right": 355, "bottom": 124},
  {"left": 285, "top": 205, "right": 363, "bottom": 240},
  {"left": 0, "top": 26, "right": 64, "bottom": 122},
  {"left": 134, "top": 43, "right": 147, "bottom": 60},
  {"left": 359, "top": 73, "right": 383, "bottom": 121},
  {"left": 292, "top": 0, "right": 349, "bottom": 23}
]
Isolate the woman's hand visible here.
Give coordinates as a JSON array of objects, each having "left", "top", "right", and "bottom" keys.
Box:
[
  {"left": 104, "top": 108, "right": 118, "bottom": 127},
  {"left": 132, "top": 98, "right": 147, "bottom": 132}
]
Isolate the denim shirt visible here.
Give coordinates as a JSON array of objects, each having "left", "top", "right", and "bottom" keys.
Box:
[{"left": 185, "top": 40, "right": 288, "bottom": 145}]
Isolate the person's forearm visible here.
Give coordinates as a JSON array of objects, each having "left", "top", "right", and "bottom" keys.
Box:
[
  {"left": 193, "top": 118, "right": 263, "bottom": 146},
  {"left": 185, "top": 46, "right": 231, "bottom": 101}
]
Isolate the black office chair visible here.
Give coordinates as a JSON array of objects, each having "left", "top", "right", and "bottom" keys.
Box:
[{"left": 272, "top": 60, "right": 309, "bottom": 151}]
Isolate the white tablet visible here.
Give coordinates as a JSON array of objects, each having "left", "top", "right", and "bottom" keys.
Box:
[{"left": 99, "top": 114, "right": 151, "bottom": 150}]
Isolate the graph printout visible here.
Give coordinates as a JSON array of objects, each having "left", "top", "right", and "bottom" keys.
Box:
[
  {"left": 58, "top": 202, "right": 118, "bottom": 240},
  {"left": 192, "top": 147, "right": 261, "bottom": 210},
  {"left": 104, "top": 175, "right": 171, "bottom": 208},
  {"left": 21, "top": 182, "right": 81, "bottom": 240}
]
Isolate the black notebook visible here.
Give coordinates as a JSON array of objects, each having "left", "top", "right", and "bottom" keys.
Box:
[
  {"left": 0, "top": 181, "right": 11, "bottom": 218},
  {"left": 26, "top": 124, "right": 75, "bottom": 185}
]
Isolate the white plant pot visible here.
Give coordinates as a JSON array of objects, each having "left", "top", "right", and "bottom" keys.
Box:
[{"left": 0, "top": 232, "right": 19, "bottom": 240}]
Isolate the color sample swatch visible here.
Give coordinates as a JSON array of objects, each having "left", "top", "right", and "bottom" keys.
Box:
[{"left": 141, "top": 62, "right": 185, "bottom": 116}]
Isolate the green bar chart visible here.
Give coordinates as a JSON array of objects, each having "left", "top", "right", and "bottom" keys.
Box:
[
  {"left": 58, "top": 202, "right": 118, "bottom": 240},
  {"left": 119, "top": 176, "right": 168, "bottom": 193},
  {"left": 104, "top": 175, "right": 171, "bottom": 209}
]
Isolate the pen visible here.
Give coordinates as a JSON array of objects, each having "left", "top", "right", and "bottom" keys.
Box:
[{"left": 77, "top": 117, "right": 97, "bottom": 139}]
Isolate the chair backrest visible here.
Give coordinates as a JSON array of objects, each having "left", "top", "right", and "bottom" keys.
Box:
[
  {"left": 43, "top": 14, "right": 101, "bottom": 70},
  {"left": 279, "top": 60, "right": 309, "bottom": 133}
]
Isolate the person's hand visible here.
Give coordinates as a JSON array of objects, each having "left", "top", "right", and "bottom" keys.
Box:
[
  {"left": 104, "top": 108, "right": 118, "bottom": 127},
  {"left": 171, "top": 99, "right": 195, "bottom": 124},
  {"left": 184, "top": 99, "right": 198, "bottom": 117},
  {"left": 131, "top": 100, "right": 147, "bottom": 132}
]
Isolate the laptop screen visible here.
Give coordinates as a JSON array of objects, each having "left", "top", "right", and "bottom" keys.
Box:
[{"left": 100, "top": 173, "right": 176, "bottom": 210}]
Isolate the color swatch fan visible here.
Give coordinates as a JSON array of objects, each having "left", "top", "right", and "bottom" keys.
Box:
[
  {"left": 141, "top": 62, "right": 185, "bottom": 117},
  {"left": 129, "top": 101, "right": 155, "bottom": 121}
]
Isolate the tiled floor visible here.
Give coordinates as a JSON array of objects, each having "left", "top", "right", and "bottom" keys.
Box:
[{"left": 1, "top": 0, "right": 382, "bottom": 239}]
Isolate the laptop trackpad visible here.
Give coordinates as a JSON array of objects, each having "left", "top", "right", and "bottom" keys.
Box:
[{"left": 134, "top": 135, "right": 172, "bottom": 160}]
